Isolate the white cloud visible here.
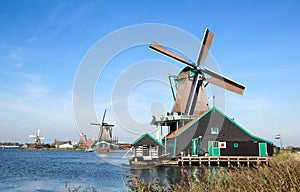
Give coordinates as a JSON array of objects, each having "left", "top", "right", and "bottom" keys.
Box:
[
  {"left": 9, "top": 47, "right": 24, "bottom": 68},
  {"left": 26, "top": 37, "right": 36, "bottom": 44},
  {"left": 15, "top": 72, "right": 51, "bottom": 99},
  {"left": 18, "top": 72, "right": 46, "bottom": 81},
  {"left": 22, "top": 83, "right": 50, "bottom": 98}
]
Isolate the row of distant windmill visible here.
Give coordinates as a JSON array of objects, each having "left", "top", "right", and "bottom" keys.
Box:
[{"left": 27, "top": 108, "right": 114, "bottom": 148}]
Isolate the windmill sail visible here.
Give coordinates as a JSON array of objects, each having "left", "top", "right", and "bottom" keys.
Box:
[
  {"left": 149, "top": 42, "right": 195, "bottom": 68},
  {"left": 196, "top": 28, "right": 214, "bottom": 65},
  {"left": 203, "top": 68, "right": 245, "bottom": 95},
  {"left": 150, "top": 28, "right": 245, "bottom": 116}
]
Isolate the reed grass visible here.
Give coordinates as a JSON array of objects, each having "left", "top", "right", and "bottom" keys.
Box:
[{"left": 126, "top": 153, "right": 300, "bottom": 192}]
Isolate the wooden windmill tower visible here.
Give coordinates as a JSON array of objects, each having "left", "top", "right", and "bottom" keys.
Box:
[{"left": 90, "top": 109, "right": 114, "bottom": 142}]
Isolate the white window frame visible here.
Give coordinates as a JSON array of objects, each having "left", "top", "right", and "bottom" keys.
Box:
[{"left": 211, "top": 127, "right": 219, "bottom": 134}]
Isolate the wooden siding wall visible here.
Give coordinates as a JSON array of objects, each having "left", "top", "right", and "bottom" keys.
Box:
[
  {"left": 221, "top": 141, "right": 259, "bottom": 156},
  {"left": 221, "top": 141, "right": 273, "bottom": 156}
]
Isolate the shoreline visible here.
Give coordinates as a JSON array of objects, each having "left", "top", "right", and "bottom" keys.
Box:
[{"left": 19, "top": 147, "right": 85, "bottom": 151}]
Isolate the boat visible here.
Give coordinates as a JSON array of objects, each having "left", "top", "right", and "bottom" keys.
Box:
[{"left": 1, "top": 145, "right": 19, "bottom": 149}]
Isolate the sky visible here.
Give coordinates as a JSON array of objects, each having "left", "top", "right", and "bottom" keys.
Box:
[{"left": 0, "top": 0, "right": 300, "bottom": 147}]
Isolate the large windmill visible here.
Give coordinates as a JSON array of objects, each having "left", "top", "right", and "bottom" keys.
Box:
[
  {"left": 150, "top": 28, "right": 245, "bottom": 116},
  {"left": 90, "top": 109, "right": 114, "bottom": 142},
  {"left": 29, "top": 129, "right": 44, "bottom": 146},
  {"left": 128, "top": 28, "right": 274, "bottom": 166}
]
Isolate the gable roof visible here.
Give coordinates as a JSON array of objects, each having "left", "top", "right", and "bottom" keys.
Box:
[
  {"left": 164, "top": 107, "right": 273, "bottom": 144},
  {"left": 165, "top": 109, "right": 210, "bottom": 139},
  {"left": 131, "top": 133, "right": 162, "bottom": 146},
  {"left": 213, "top": 107, "right": 273, "bottom": 144}
]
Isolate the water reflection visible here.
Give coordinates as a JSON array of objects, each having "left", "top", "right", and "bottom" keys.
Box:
[
  {"left": 92, "top": 151, "right": 224, "bottom": 187},
  {"left": 129, "top": 165, "right": 220, "bottom": 185}
]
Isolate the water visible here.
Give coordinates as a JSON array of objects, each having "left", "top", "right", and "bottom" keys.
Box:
[
  {"left": 0, "top": 149, "right": 129, "bottom": 191},
  {"left": 0, "top": 149, "right": 209, "bottom": 191}
]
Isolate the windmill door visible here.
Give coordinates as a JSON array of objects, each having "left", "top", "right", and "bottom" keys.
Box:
[
  {"left": 259, "top": 143, "right": 267, "bottom": 156},
  {"left": 143, "top": 145, "right": 149, "bottom": 156},
  {"left": 208, "top": 141, "right": 220, "bottom": 156},
  {"left": 192, "top": 137, "right": 200, "bottom": 156}
]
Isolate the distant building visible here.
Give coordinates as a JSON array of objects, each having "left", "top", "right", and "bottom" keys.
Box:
[
  {"left": 58, "top": 143, "right": 74, "bottom": 149},
  {"left": 78, "top": 133, "right": 87, "bottom": 145},
  {"left": 53, "top": 139, "right": 72, "bottom": 148},
  {"left": 129, "top": 133, "right": 164, "bottom": 166}
]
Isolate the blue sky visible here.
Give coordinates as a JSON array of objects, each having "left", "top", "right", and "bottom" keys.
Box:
[{"left": 0, "top": 0, "right": 300, "bottom": 146}]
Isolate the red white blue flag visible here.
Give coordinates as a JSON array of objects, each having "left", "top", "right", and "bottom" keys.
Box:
[{"left": 275, "top": 134, "right": 281, "bottom": 139}]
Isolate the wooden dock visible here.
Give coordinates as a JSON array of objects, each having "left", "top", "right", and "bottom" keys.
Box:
[{"left": 175, "top": 156, "right": 269, "bottom": 167}]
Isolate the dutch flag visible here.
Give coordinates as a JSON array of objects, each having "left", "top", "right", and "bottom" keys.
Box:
[{"left": 275, "top": 134, "right": 281, "bottom": 139}]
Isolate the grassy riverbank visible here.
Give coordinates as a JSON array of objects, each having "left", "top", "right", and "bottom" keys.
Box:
[{"left": 127, "top": 153, "right": 300, "bottom": 192}]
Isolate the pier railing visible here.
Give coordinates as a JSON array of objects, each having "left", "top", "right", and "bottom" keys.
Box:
[{"left": 178, "top": 156, "right": 269, "bottom": 167}]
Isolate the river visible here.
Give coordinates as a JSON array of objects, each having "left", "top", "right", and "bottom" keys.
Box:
[{"left": 0, "top": 149, "right": 208, "bottom": 191}]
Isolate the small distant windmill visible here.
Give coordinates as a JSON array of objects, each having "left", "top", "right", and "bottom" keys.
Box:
[
  {"left": 29, "top": 129, "right": 44, "bottom": 145},
  {"left": 90, "top": 109, "right": 114, "bottom": 142}
]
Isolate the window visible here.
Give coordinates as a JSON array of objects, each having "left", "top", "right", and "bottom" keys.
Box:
[
  {"left": 213, "top": 141, "right": 219, "bottom": 148},
  {"left": 234, "top": 143, "right": 239, "bottom": 148},
  {"left": 211, "top": 127, "right": 219, "bottom": 134}
]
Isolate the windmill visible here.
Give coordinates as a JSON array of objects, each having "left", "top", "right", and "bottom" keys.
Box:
[
  {"left": 90, "top": 109, "right": 114, "bottom": 142},
  {"left": 29, "top": 129, "right": 44, "bottom": 146},
  {"left": 149, "top": 28, "right": 245, "bottom": 116}
]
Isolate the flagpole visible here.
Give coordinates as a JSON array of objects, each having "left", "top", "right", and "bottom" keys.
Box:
[{"left": 280, "top": 136, "right": 283, "bottom": 148}]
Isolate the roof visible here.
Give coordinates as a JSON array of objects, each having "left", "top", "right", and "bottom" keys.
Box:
[
  {"left": 131, "top": 133, "right": 162, "bottom": 146},
  {"left": 165, "top": 109, "right": 210, "bottom": 139},
  {"left": 164, "top": 107, "right": 273, "bottom": 144}
]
